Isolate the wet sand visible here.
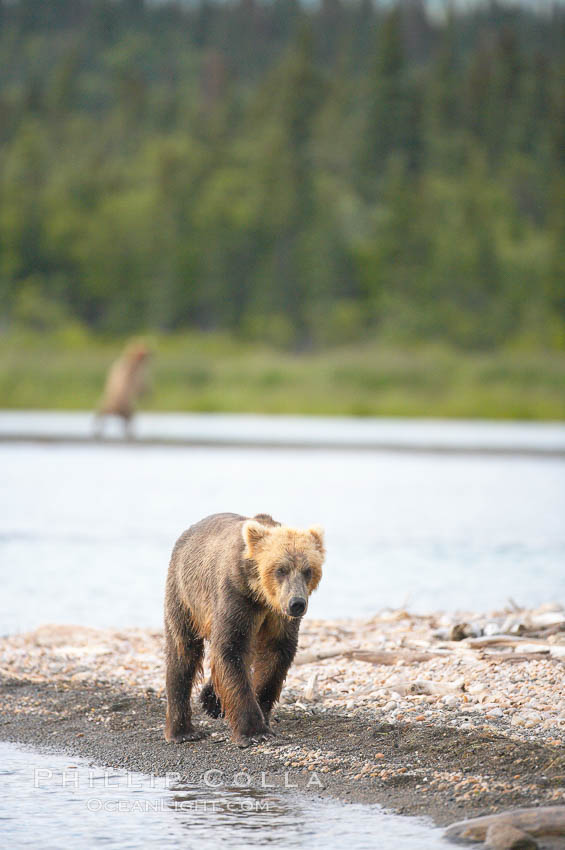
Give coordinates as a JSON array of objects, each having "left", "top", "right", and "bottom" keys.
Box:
[{"left": 1, "top": 677, "right": 564, "bottom": 829}]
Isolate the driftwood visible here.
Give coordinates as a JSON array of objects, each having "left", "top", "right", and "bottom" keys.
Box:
[
  {"left": 462, "top": 636, "right": 565, "bottom": 659},
  {"left": 528, "top": 622, "right": 565, "bottom": 638},
  {"left": 303, "top": 672, "right": 319, "bottom": 702},
  {"left": 483, "top": 652, "right": 557, "bottom": 664},
  {"left": 438, "top": 605, "right": 565, "bottom": 648},
  {"left": 293, "top": 647, "right": 441, "bottom": 666},
  {"left": 445, "top": 806, "right": 565, "bottom": 844},
  {"left": 294, "top": 648, "right": 345, "bottom": 665},
  {"left": 344, "top": 649, "right": 441, "bottom": 665},
  {"left": 520, "top": 611, "right": 565, "bottom": 630},
  {"left": 464, "top": 636, "right": 552, "bottom": 648},
  {"left": 293, "top": 639, "right": 565, "bottom": 667},
  {"left": 291, "top": 645, "right": 426, "bottom": 666}
]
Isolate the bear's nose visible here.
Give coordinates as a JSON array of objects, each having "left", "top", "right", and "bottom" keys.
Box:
[{"left": 289, "top": 597, "right": 306, "bottom": 617}]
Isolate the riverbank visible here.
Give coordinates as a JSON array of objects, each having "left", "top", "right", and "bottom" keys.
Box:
[
  {"left": 3, "top": 410, "right": 565, "bottom": 456},
  {"left": 2, "top": 332, "right": 565, "bottom": 420},
  {"left": 1, "top": 608, "right": 564, "bottom": 832}
]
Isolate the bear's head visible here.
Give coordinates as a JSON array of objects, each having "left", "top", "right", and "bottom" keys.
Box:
[{"left": 242, "top": 520, "right": 325, "bottom": 618}]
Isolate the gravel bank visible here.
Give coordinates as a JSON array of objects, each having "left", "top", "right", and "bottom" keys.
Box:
[{"left": 1, "top": 606, "right": 564, "bottom": 834}]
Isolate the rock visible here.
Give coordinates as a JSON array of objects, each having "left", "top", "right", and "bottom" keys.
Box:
[
  {"left": 512, "top": 711, "right": 542, "bottom": 728},
  {"left": 485, "top": 823, "right": 538, "bottom": 850},
  {"left": 450, "top": 623, "right": 473, "bottom": 641}
]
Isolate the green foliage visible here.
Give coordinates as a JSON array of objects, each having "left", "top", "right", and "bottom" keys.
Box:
[
  {"left": 1, "top": 331, "right": 564, "bottom": 420},
  {"left": 0, "top": 0, "right": 564, "bottom": 355}
]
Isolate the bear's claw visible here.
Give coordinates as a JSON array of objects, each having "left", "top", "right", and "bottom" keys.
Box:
[
  {"left": 235, "top": 728, "right": 276, "bottom": 748},
  {"left": 166, "top": 727, "right": 210, "bottom": 743}
]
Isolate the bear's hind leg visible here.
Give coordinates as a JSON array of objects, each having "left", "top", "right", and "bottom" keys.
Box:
[
  {"left": 200, "top": 679, "right": 223, "bottom": 718},
  {"left": 164, "top": 620, "right": 208, "bottom": 743}
]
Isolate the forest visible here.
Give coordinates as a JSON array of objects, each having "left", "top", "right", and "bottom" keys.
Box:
[
  {"left": 1, "top": 0, "right": 564, "bottom": 349},
  {"left": 1, "top": 1, "right": 565, "bottom": 417}
]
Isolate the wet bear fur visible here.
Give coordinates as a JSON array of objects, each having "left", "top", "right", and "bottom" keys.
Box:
[{"left": 164, "top": 512, "right": 324, "bottom": 748}]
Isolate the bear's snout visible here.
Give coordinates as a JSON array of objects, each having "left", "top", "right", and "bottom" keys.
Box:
[{"left": 288, "top": 596, "right": 307, "bottom": 618}]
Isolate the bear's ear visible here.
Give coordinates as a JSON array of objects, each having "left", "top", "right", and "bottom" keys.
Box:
[
  {"left": 308, "top": 526, "right": 325, "bottom": 554},
  {"left": 242, "top": 520, "right": 269, "bottom": 558}
]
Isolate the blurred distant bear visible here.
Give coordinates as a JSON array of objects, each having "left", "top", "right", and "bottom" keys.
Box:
[
  {"left": 95, "top": 341, "right": 150, "bottom": 438},
  {"left": 164, "top": 512, "right": 325, "bottom": 748}
]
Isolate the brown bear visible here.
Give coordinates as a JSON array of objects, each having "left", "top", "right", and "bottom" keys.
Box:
[
  {"left": 164, "top": 512, "right": 324, "bottom": 748},
  {"left": 94, "top": 340, "right": 151, "bottom": 438}
]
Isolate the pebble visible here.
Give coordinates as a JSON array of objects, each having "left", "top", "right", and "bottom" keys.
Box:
[
  {"left": 511, "top": 711, "right": 542, "bottom": 728},
  {"left": 2, "top": 605, "right": 564, "bottom": 752}
]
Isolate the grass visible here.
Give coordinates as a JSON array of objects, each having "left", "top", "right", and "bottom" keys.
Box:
[{"left": 1, "top": 329, "right": 564, "bottom": 420}]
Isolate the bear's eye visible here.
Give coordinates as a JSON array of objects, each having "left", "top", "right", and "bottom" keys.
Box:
[
  {"left": 302, "top": 567, "right": 312, "bottom": 582},
  {"left": 275, "top": 566, "right": 289, "bottom": 580}
]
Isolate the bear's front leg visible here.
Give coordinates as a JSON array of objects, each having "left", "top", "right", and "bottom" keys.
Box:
[
  {"left": 210, "top": 618, "right": 275, "bottom": 748},
  {"left": 254, "top": 619, "right": 300, "bottom": 726}
]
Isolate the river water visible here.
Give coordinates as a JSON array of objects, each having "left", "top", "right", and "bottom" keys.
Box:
[
  {"left": 1, "top": 412, "right": 564, "bottom": 848},
  {"left": 0, "top": 743, "right": 449, "bottom": 850},
  {"left": 1, "top": 413, "right": 564, "bottom": 633}
]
